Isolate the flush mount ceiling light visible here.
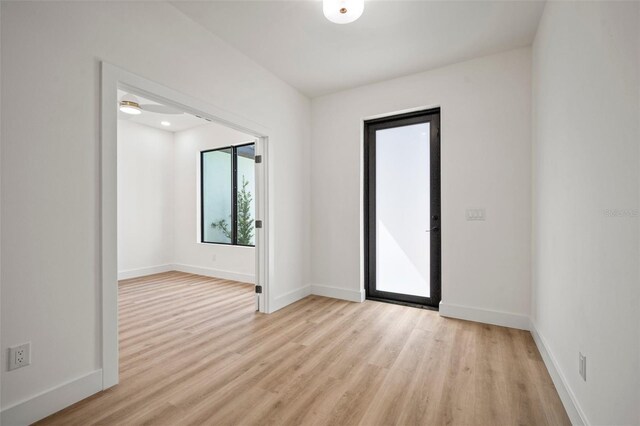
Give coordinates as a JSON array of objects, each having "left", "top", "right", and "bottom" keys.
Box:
[
  {"left": 323, "top": 0, "right": 364, "bottom": 24},
  {"left": 118, "top": 93, "right": 184, "bottom": 116},
  {"left": 119, "top": 94, "right": 142, "bottom": 115},
  {"left": 160, "top": 121, "right": 171, "bottom": 127}
]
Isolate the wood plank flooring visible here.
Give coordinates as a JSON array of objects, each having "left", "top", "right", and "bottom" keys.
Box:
[{"left": 38, "top": 271, "right": 570, "bottom": 426}]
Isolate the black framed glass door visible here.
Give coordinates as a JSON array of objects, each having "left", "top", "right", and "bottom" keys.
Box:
[{"left": 364, "top": 108, "right": 441, "bottom": 308}]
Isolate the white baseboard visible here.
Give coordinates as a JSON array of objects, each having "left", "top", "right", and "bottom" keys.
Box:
[
  {"left": 1, "top": 369, "right": 102, "bottom": 426},
  {"left": 439, "top": 302, "right": 530, "bottom": 330},
  {"left": 310, "top": 284, "right": 365, "bottom": 303},
  {"left": 172, "top": 263, "right": 254, "bottom": 284},
  {"left": 530, "top": 321, "right": 589, "bottom": 426},
  {"left": 118, "top": 263, "right": 255, "bottom": 284},
  {"left": 118, "top": 264, "right": 174, "bottom": 280},
  {"left": 270, "top": 285, "right": 311, "bottom": 312}
]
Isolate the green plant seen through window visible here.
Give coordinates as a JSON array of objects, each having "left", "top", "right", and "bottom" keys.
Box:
[{"left": 210, "top": 175, "right": 254, "bottom": 245}]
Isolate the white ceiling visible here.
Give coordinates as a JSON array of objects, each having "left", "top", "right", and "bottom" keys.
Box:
[
  {"left": 117, "top": 89, "right": 209, "bottom": 132},
  {"left": 172, "top": 1, "right": 546, "bottom": 97}
]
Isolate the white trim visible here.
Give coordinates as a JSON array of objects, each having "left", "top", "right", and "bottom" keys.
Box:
[
  {"left": 118, "top": 264, "right": 174, "bottom": 280},
  {"left": 363, "top": 103, "right": 442, "bottom": 122},
  {"left": 101, "top": 63, "right": 119, "bottom": 390},
  {"left": 0, "top": 370, "right": 102, "bottom": 426},
  {"left": 173, "top": 263, "right": 254, "bottom": 284},
  {"left": 438, "top": 302, "right": 530, "bottom": 330},
  {"left": 270, "top": 285, "right": 311, "bottom": 312},
  {"left": 255, "top": 135, "right": 270, "bottom": 313},
  {"left": 101, "top": 62, "right": 271, "bottom": 391},
  {"left": 310, "top": 283, "right": 365, "bottom": 303},
  {"left": 530, "top": 321, "right": 589, "bottom": 426}
]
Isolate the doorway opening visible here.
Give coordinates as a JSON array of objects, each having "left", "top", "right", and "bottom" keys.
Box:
[
  {"left": 364, "top": 108, "right": 441, "bottom": 309},
  {"left": 101, "top": 63, "right": 270, "bottom": 389}
]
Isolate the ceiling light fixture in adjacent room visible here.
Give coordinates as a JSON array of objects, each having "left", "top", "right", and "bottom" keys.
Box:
[
  {"left": 323, "top": 0, "right": 364, "bottom": 24},
  {"left": 119, "top": 94, "right": 142, "bottom": 115},
  {"left": 161, "top": 121, "right": 171, "bottom": 127}
]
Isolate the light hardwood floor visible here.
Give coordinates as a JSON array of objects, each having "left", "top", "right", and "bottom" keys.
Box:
[{"left": 38, "top": 271, "right": 570, "bottom": 426}]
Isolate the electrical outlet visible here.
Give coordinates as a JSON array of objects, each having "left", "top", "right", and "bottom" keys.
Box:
[
  {"left": 211, "top": 254, "right": 217, "bottom": 262},
  {"left": 579, "top": 352, "right": 587, "bottom": 381},
  {"left": 8, "top": 342, "right": 31, "bottom": 371}
]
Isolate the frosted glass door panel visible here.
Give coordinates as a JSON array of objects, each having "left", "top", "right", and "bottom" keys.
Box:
[{"left": 375, "top": 123, "right": 430, "bottom": 297}]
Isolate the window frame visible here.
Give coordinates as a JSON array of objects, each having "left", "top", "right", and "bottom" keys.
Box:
[{"left": 200, "top": 142, "right": 256, "bottom": 247}]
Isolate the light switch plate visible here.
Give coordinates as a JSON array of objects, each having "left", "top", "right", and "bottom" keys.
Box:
[{"left": 466, "top": 208, "right": 485, "bottom": 221}]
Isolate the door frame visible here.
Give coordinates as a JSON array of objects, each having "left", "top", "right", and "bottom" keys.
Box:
[
  {"left": 100, "top": 63, "right": 271, "bottom": 390},
  {"left": 363, "top": 108, "right": 441, "bottom": 309}
]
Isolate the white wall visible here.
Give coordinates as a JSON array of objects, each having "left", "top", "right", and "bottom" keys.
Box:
[
  {"left": 173, "top": 123, "right": 256, "bottom": 283},
  {"left": 117, "top": 120, "right": 174, "bottom": 277},
  {"left": 310, "top": 48, "right": 532, "bottom": 324},
  {"left": 0, "top": 4, "right": 3, "bottom": 425},
  {"left": 0, "top": 1, "right": 310, "bottom": 415},
  {"left": 531, "top": 2, "right": 640, "bottom": 425}
]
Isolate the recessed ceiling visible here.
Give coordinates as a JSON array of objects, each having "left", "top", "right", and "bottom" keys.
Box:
[
  {"left": 172, "top": 1, "right": 546, "bottom": 97},
  {"left": 117, "top": 89, "right": 208, "bottom": 132}
]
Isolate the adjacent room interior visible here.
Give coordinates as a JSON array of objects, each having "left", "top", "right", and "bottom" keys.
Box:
[
  {"left": 115, "top": 89, "right": 263, "bottom": 402},
  {"left": 1, "top": 1, "right": 638, "bottom": 425},
  {"left": 116, "top": 89, "right": 258, "bottom": 287}
]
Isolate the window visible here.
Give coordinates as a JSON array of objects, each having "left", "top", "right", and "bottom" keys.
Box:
[{"left": 201, "top": 143, "right": 255, "bottom": 246}]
